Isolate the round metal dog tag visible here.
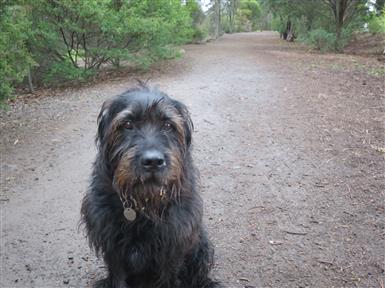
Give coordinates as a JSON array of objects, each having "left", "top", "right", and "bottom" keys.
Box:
[{"left": 123, "top": 208, "right": 136, "bottom": 222}]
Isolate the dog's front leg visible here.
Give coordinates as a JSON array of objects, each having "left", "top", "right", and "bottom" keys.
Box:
[
  {"left": 110, "top": 270, "right": 130, "bottom": 288},
  {"left": 111, "top": 273, "right": 129, "bottom": 288},
  {"left": 167, "top": 200, "right": 202, "bottom": 244},
  {"left": 155, "top": 269, "right": 181, "bottom": 288}
]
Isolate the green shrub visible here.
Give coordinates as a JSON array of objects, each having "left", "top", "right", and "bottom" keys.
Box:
[
  {"left": 271, "top": 16, "right": 285, "bottom": 35},
  {"left": 368, "top": 14, "right": 385, "bottom": 33},
  {"left": 192, "top": 27, "right": 208, "bottom": 42},
  {"left": 1, "top": 0, "right": 194, "bottom": 103},
  {"left": 43, "top": 61, "right": 94, "bottom": 86},
  {"left": 338, "top": 27, "right": 355, "bottom": 50},
  {"left": 0, "top": 5, "right": 33, "bottom": 101},
  {"left": 221, "top": 17, "right": 232, "bottom": 33},
  {"left": 307, "top": 29, "right": 337, "bottom": 52}
]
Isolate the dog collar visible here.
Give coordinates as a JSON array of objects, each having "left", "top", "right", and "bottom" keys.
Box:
[{"left": 119, "top": 192, "right": 137, "bottom": 222}]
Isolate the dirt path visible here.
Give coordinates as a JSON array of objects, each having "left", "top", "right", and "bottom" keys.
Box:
[{"left": 1, "top": 32, "right": 384, "bottom": 288}]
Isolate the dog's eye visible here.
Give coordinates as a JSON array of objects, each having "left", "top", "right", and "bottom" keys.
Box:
[
  {"left": 124, "top": 121, "right": 134, "bottom": 130},
  {"left": 163, "top": 122, "right": 174, "bottom": 131}
]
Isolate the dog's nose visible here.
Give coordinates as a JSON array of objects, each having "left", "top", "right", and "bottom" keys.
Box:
[{"left": 141, "top": 150, "right": 166, "bottom": 170}]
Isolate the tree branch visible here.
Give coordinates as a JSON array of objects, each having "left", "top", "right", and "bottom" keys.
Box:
[{"left": 59, "top": 27, "right": 78, "bottom": 67}]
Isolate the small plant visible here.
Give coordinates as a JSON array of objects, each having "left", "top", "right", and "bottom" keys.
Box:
[
  {"left": 368, "top": 14, "right": 385, "bottom": 34},
  {"left": 192, "top": 27, "right": 208, "bottom": 43},
  {"left": 307, "top": 29, "right": 337, "bottom": 52}
]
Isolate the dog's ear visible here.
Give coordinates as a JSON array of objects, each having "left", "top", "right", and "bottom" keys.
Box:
[
  {"left": 174, "top": 101, "right": 194, "bottom": 148},
  {"left": 96, "top": 99, "right": 112, "bottom": 146}
]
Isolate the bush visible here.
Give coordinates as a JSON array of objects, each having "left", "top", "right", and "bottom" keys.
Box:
[
  {"left": 306, "top": 29, "right": 337, "bottom": 52},
  {"left": 368, "top": 14, "right": 385, "bottom": 33},
  {"left": 1, "top": 0, "right": 194, "bottom": 103},
  {"left": 338, "top": 27, "right": 355, "bottom": 50},
  {"left": 271, "top": 16, "right": 284, "bottom": 34},
  {"left": 192, "top": 27, "right": 208, "bottom": 42},
  {"left": 0, "top": 5, "right": 33, "bottom": 101},
  {"left": 43, "top": 61, "right": 94, "bottom": 86}
]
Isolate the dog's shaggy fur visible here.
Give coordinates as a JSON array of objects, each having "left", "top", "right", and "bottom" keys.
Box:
[{"left": 81, "top": 86, "right": 220, "bottom": 288}]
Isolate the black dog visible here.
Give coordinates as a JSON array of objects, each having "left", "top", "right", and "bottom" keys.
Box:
[{"left": 81, "top": 85, "right": 220, "bottom": 288}]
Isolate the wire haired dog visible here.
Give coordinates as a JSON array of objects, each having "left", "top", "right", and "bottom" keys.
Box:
[{"left": 81, "top": 85, "right": 221, "bottom": 288}]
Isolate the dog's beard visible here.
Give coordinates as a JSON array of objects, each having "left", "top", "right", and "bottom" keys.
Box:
[
  {"left": 116, "top": 179, "right": 181, "bottom": 221},
  {"left": 132, "top": 182, "right": 170, "bottom": 220},
  {"left": 113, "top": 167, "right": 181, "bottom": 221},
  {"left": 112, "top": 148, "right": 184, "bottom": 220}
]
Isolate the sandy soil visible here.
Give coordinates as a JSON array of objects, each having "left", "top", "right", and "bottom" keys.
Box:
[{"left": 1, "top": 32, "right": 384, "bottom": 288}]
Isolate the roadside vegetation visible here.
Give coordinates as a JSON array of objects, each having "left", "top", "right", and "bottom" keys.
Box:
[
  {"left": 0, "top": 0, "right": 199, "bottom": 101},
  {"left": 213, "top": 0, "right": 384, "bottom": 52},
  {"left": 1, "top": 0, "right": 384, "bottom": 102}
]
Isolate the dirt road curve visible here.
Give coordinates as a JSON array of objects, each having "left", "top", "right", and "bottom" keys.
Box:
[{"left": 1, "top": 32, "right": 384, "bottom": 288}]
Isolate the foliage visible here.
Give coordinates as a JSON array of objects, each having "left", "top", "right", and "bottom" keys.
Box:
[
  {"left": 373, "top": 0, "right": 385, "bottom": 15},
  {"left": 191, "top": 27, "right": 209, "bottom": 42},
  {"left": 235, "top": 0, "right": 261, "bottom": 31},
  {"left": 0, "top": 4, "right": 34, "bottom": 100},
  {"left": 262, "top": 0, "right": 369, "bottom": 50},
  {"left": 305, "top": 28, "right": 337, "bottom": 52},
  {"left": 186, "top": 0, "right": 208, "bottom": 42},
  {"left": 31, "top": 0, "right": 192, "bottom": 70},
  {"left": 43, "top": 60, "right": 95, "bottom": 85},
  {"left": 2, "top": 0, "right": 379, "bottom": 103},
  {"left": 262, "top": 0, "right": 305, "bottom": 36},
  {"left": 0, "top": 0, "right": 194, "bottom": 102},
  {"left": 368, "top": 8, "right": 385, "bottom": 33},
  {"left": 221, "top": 0, "right": 261, "bottom": 33},
  {"left": 187, "top": 0, "right": 206, "bottom": 26}
]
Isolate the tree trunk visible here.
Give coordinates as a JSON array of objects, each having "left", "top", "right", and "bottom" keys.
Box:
[
  {"left": 325, "top": 0, "right": 356, "bottom": 52},
  {"left": 229, "top": 0, "right": 236, "bottom": 33},
  {"left": 229, "top": 12, "right": 233, "bottom": 33},
  {"left": 282, "top": 20, "right": 291, "bottom": 40},
  {"left": 335, "top": 23, "right": 342, "bottom": 51},
  {"left": 335, "top": 0, "right": 346, "bottom": 51},
  {"left": 27, "top": 66, "right": 34, "bottom": 94}
]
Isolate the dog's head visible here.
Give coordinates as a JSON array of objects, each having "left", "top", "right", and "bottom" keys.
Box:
[{"left": 96, "top": 86, "right": 193, "bottom": 216}]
